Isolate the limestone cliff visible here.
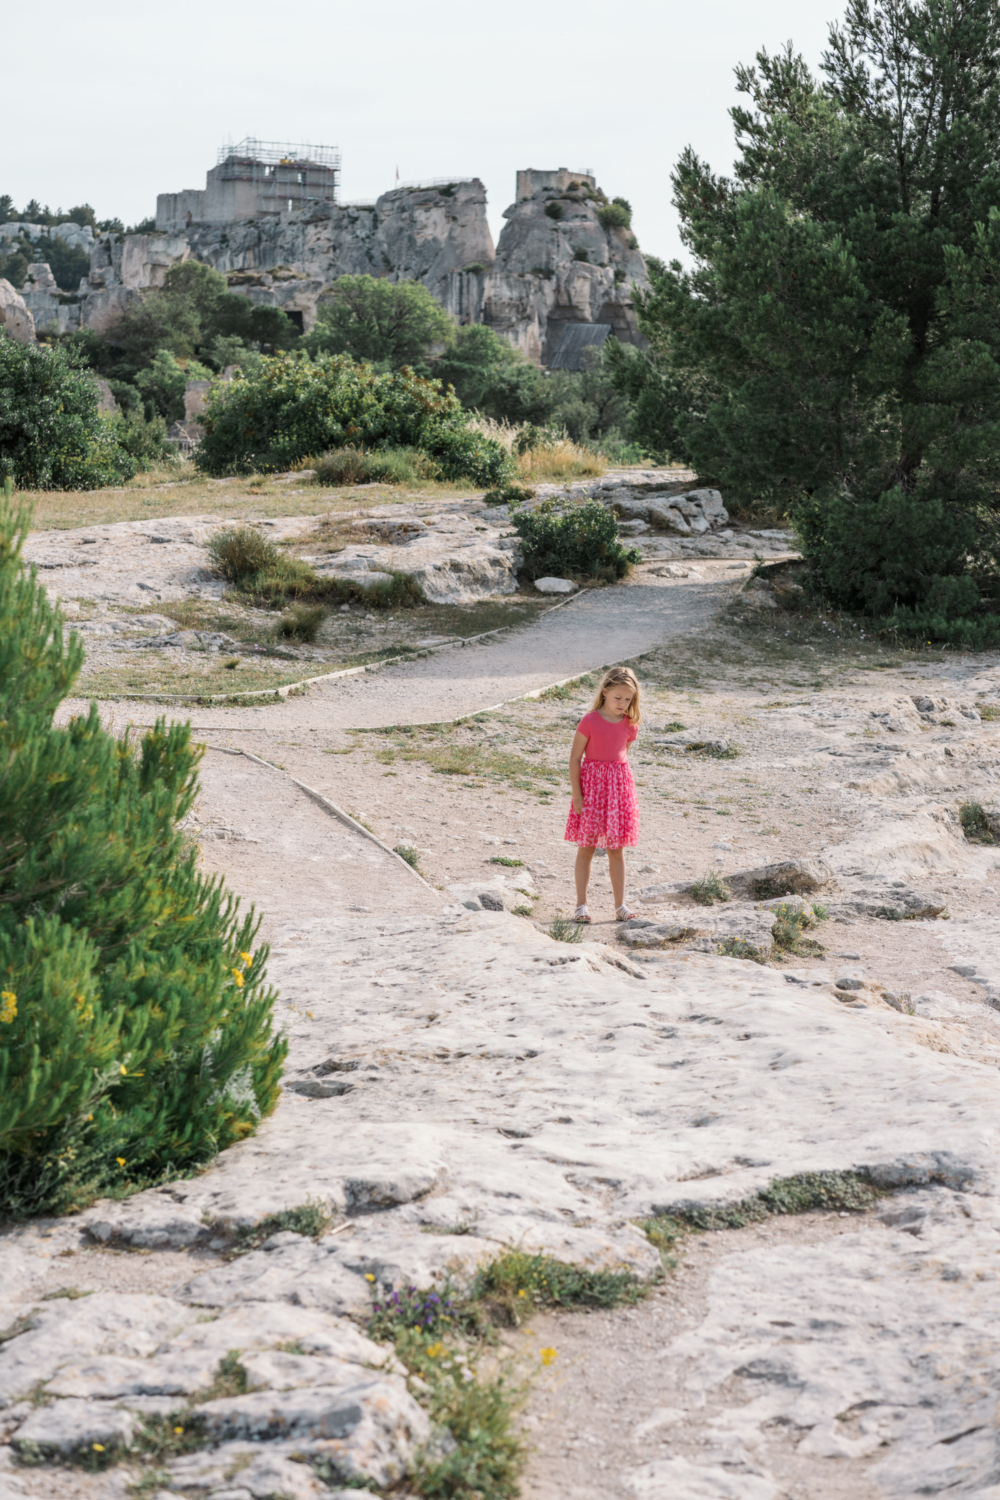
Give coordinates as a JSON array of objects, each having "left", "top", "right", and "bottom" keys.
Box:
[
  {"left": 445, "top": 170, "right": 649, "bottom": 364},
  {"left": 12, "top": 169, "right": 649, "bottom": 364}
]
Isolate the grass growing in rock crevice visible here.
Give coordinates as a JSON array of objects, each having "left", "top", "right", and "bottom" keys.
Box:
[
  {"left": 641, "top": 1170, "right": 882, "bottom": 1254},
  {"left": 226, "top": 1201, "right": 333, "bottom": 1255}
]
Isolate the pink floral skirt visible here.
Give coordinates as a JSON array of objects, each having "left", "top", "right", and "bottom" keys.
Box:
[{"left": 564, "top": 760, "right": 639, "bottom": 849}]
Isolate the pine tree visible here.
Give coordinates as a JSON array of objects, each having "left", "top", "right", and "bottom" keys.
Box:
[
  {"left": 0, "top": 482, "right": 286, "bottom": 1218},
  {"left": 610, "top": 0, "right": 1000, "bottom": 642}
]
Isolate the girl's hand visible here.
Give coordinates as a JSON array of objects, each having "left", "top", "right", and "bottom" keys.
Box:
[{"left": 572, "top": 794, "right": 584, "bottom": 815}]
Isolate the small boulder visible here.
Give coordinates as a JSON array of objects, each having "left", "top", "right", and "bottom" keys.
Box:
[
  {"left": 729, "top": 859, "right": 835, "bottom": 899},
  {"left": 533, "top": 577, "right": 578, "bottom": 594}
]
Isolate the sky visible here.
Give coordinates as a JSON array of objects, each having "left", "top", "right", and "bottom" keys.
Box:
[{"left": 3, "top": 0, "right": 836, "bottom": 265}]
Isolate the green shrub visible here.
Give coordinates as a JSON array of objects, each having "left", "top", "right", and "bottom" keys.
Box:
[
  {"left": 278, "top": 604, "right": 326, "bottom": 642},
  {"left": 597, "top": 203, "right": 631, "bottom": 230},
  {"left": 134, "top": 349, "right": 188, "bottom": 423},
  {"left": 795, "top": 485, "right": 1000, "bottom": 646},
  {"left": 0, "top": 491, "right": 286, "bottom": 1219},
  {"left": 195, "top": 353, "right": 512, "bottom": 485},
  {"left": 544, "top": 202, "right": 563, "bottom": 220},
  {"left": 0, "top": 341, "right": 137, "bottom": 490},
  {"left": 394, "top": 843, "right": 421, "bottom": 870},
  {"left": 509, "top": 499, "right": 640, "bottom": 583},
  {"left": 206, "top": 526, "right": 423, "bottom": 613},
  {"left": 548, "top": 914, "right": 584, "bottom": 944},
  {"left": 314, "top": 444, "right": 426, "bottom": 486},
  {"left": 573, "top": 248, "right": 589, "bottom": 262},
  {"left": 302, "top": 275, "right": 453, "bottom": 369},
  {"left": 115, "top": 408, "right": 177, "bottom": 470},
  {"left": 959, "top": 800, "right": 999, "bottom": 843},
  {"left": 206, "top": 526, "right": 281, "bottom": 584}
]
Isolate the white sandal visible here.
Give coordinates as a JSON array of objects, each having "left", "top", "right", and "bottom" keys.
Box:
[
  {"left": 573, "top": 905, "right": 592, "bottom": 924},
  {"left": 616, "top": 904, "right": 637, "bottom": 922}
]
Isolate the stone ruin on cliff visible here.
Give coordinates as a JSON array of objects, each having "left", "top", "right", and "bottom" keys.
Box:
[{"left": 0, "top": 145, "right": 649, "bottom": 368}]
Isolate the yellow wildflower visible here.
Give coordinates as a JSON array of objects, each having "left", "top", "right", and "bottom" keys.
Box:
[
  {"left": 120, "top": 1064, "right": 127, "bottom": 1075},
  {"left": 364, "top": 1273, "right": 375, "bottom": 1282},
  {"left": 116, "top": 1157, "right": 126, "bottom": 1167},
  {"left": 231, "top": 969, "right": 245, "bottom": 988},
  {"left": 540, "top": 1347, "right": 558, "bottom": 1366},
  {"left": 517, "top": 1289, "right": 527, "bottom": 1298},
  {"left": 426, "top": 1342, "right": 444, "bottom": 1358},
  {"left": 0, "top": 990, "right": 16, "bottom": 1025},
  {"left": 92, "top": 1443, "right": 105, "bottom": 1452},
  {"left": 173, "top": 1425, "right": 184, "bottom": 1435},
  {"left": 239, "top": 952, "right": 253, "bottom": 966}
]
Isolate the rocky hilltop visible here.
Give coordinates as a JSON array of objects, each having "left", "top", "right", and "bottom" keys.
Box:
[{"left": 2, "top": 168, "right": 649, "bottom": 365}]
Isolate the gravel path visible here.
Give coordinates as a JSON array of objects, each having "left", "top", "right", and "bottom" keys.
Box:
[{"left": 155, "top": 573, "right": 731, "bottom": 737}]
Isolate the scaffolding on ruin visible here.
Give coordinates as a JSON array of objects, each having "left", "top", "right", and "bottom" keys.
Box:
[{"left": 215, "top": 138, "right": 341, "bottom": 208}]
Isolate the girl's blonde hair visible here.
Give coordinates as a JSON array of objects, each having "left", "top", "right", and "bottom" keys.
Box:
[{"left": 591, "top": 666, "right": 641, "bottom": 724}]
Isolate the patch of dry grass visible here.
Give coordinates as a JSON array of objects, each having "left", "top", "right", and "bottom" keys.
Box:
[{"left": 19, "top": 465, "right": 482, "bottom": 532}]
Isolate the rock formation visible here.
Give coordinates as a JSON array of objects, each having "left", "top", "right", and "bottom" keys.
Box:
[
  {"left": 0, "top": 279, "right": 35, "bottom": 343},
  {"left": 6, "top": 165, "right": 649, "bottom": 363}
]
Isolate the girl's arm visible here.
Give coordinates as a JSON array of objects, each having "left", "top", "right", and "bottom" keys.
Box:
[{"left": 569, "top": 730, "right": 588, "bottom": 814}]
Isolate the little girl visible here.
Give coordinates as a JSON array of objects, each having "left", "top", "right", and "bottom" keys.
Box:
[{"left": 564, "top": 665, "right": 640, "bottom": 923}]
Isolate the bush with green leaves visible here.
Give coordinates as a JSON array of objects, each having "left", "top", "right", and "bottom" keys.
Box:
[
  {"left": 0, "top": 490, "right": 286, "bottom": 1219},
  {"left": 0, "top": 339, "right": 137, "bottom": 490},
  {"left": 302, "top": 275, "right": 454, "bottom": 370},
  {"left": 509, "top": 499, "right": 640, "bottom": 583},
  {"left": 195, "top": 353, "right": 513, "bottom": 485},
  {"left": 610, "top": 0, "right": 1000, "bottom": 642}
]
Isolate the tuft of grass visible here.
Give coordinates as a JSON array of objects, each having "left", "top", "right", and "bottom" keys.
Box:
[
  {"left": 206, "top": 524, "right": 280, "bottom": 583},
  {"left": 662, "top": 720, "right": 687, "bottom": 732},
  {"left": 684, "top": 739, "right": 739, "bottom": 759},
  {"left": 548, "top": 914, "right": 584, "bottom": 944},
  {"left": 511, "top": 904, "right": 534, "bottom": 918},
  {"left": 198, "top": 1350, "right": 249, "bottom": 1402},
  {"left": 227, "top": 1201, "right": 332, "bottom": 1255},
  {"left": 278, "top": 603, "right": 326, "bottom": 642},
  {"left": 771, "top": 902, "right": 825, "bottom": 957},
  {"left": 314, "top": 445, "right": 430, "bottom": 487},
  {"left": 648, "top": 1171, "right": 883, "bottom": 1242},
  {"left": 960, "top": 800, "right": 999, "bottom": 844},
  {"left": 489, "top": 855, "right": 525, "bottom": 867},
  {"left": 516, "top": 438, "right": 605, "bottom": 482},
  {"left": 689, "top": 871, "right": 731, "bottom": 906},
  {"left": 394, "top": 843, "right": 421, "bottom": 871},
  {"left": 977, "top": 701, "right": 1000, "bottom": 721},
  {"left": 717, "top": 936, "right": 770, "bottom": 964},
  {"left": 469, "top": 1250, "right": 644, "bottom": 1326}
]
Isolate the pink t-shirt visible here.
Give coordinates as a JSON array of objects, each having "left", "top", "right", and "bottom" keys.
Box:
[{"left": 576, "top": 710, "right": 638, "bottom": 763}]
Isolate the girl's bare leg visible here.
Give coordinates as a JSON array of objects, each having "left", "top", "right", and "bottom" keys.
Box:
[
  {"left": 575, "top": 845, "right": 596, "bottom": 907},
  {"left": 607, "top": 848, "right": 626, "bottom": 909}
]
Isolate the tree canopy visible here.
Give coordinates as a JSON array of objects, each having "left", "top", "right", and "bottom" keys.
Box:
[
  {"left": 303, "top": 275, "right": 453, "bottom": 370},
  {"left": 611, "top": 0, "right": 1000, "bottom": 641}
]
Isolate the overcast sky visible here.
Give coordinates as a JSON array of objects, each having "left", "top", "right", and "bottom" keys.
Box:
[{"left": 4, "top": 0, "right": 835, "bottom": 264}]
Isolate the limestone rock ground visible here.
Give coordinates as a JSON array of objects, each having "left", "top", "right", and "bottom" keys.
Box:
[{"left": 6, "top": 535, "right": 1000, "bottom": 1497}]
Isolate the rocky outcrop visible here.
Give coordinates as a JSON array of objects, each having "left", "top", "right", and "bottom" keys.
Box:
[
  {"left": 38, "top": 171, "right": 645, "bottom": 358},
  {"left": 177, "top": 179, "right": 495, "bottom": 330},
  {"left": 443, "top": 172, "right": 649, "bottom": 364},
  {"left": 0, "top": 279, "right": 35, "bottom": 343}
]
